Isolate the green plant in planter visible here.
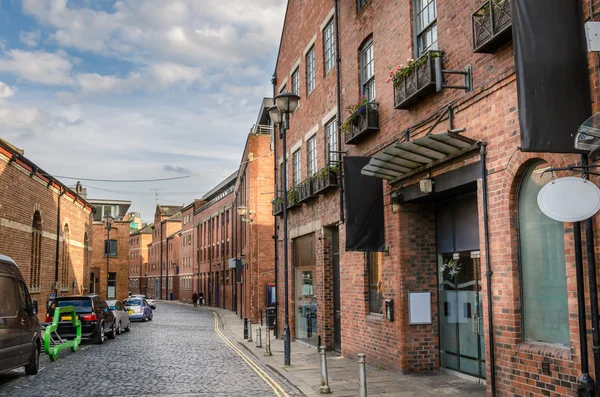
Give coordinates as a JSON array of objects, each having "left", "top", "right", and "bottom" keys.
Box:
[
  {"left": 386, "top": 51, "right": 441, "bottom": 89},
  {"left": 479, "top": 0, "right": 507, "bottom": 16},
  {"left": 342, "top": 96, "right": 368, "bottom": 133},
  {"left": 272, "top": 196, "right": 284, "bottom": 207},
  {"left": 287, "top": 187, "right": 298, "bottom": 206},
  {"left": 311, "top": 165, "right": 339, "bottom": 182}
]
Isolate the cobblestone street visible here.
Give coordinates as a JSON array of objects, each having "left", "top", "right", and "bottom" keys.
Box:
[{"left": 0, "top": 304, "right": 302, "bottom": 397}]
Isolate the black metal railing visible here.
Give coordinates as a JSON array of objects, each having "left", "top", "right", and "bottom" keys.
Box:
[
  {"left": 344, "top": 102, "right": 380, "bottom": 145},
  {"left": 472, "top": 0, "right": 512, "bottom": 53},
  {"left": 272, "top": 198, "right": 283, "bottom": 216},
  {"left": 311, "top": 166, "right": 338, "bottom": 195},
  {"left": 296, "top": 179, "right": 317, "bottom": 204},
  {"left": 287, "top": 187, "right": 300, "bottom": 210},
  {"left": 393, "top": 51, "right": 441, "bottom": 110}
]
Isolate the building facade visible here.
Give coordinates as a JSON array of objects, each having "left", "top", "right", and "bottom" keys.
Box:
[
  {"left": 91, "top": 220, "right": 130, "bottom": 301},
  {"left": 179, "top": 202, "right": 200, "bottom": 303},
  {"left": 129, "top": 224, "right": 152, "bottom": 295},
  {"left": 0, "top": 139, "right": 93, "bottom": 320},
  {"left": 273, "top": 1, "right": 600, "bottom": 396}
]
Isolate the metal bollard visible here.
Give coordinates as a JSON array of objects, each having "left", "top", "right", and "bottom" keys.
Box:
[
  {"left": 256, "top": 327, "right": 262, "bottom": 348},
  {"left": 319, "top": 346, "right": 331, "bottom": 394},
  {"left": 248, "top": 322, "right": 253, "bottom": 342},
  {"left": 243, "top": 318, "right": 248, "bottom": 339},
  {"left": 265, "top": 328, "right": 272, "bottom": 356},
  {"left": 358, "top": 353, "right": 367, "bottom": 397}
]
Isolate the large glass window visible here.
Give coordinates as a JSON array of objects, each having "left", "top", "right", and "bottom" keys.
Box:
[
  {"left": 293, "top": 150, "right": 301, "bottom": 187},
  {"left": 307, "top": 136, "right": 317, "bottom": 177},
  {"left": 519, "top": 161, "right": 569, "bottom": 345},
  {"left": 361, "top": 40, "right": 375, "bottom": 101},
  {"left": 294, "top": 234, "right": 317, "bottom": 345},
  {"left": 367, "top": 252, "right": 382, "bottom": 314},
  {"left": 326, "top": 120, "right": 338, "bottom": 164},
  {"left": 324, "top": 20, "right": 335, "bottom": 74},
  {"left": 415, "top": 0, "right": 438, "bottom": 57},
  {"left": 306, "top": 46, "right": 316, "bottom": 95},
  {"left": 292, "top": 68, "right": 300, "bottom": 97},
  {"left": 0, "top": 276, "right": 17, "bottom": 317}
]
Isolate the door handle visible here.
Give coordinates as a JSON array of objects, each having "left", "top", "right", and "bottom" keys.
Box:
[{"left": 21, "top": 318, "right": 26, "bottom": 325}]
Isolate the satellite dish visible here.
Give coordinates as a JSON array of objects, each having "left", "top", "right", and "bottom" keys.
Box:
[{"left": 538, "top": 177, "right": 600, "bottom": 222}]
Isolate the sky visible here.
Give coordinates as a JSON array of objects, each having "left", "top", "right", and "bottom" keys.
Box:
[{"left": 0, "top": 0, "right": 286, "bottom": 221}]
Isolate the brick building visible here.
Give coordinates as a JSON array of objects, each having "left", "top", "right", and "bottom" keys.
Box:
[
  {"left": 179, "top": 201, "right": 204, "bottom": 303},
  {"left": 272, "top": 1, "right": 600, "bottom": 395},
  {"left": 146, "top": 205, "right": 182, "bottom": 300},
  {"left": 0, "top": 139, "right": 93, "bottom": 320},
  {"left": 129, "top": 224, "right": 152, "bottom": 295},
  {"left": 232, "top": 100, "right": 276, "bottom": 324},
  {"left": 194, "top": 173, "right": 236, "bottom": 309},
  {"left": 90, "top": 220, "right": 130, "bottom": 301}
]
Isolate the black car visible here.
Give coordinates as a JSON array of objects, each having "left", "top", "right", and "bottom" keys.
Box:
[
  {"left": 0, "top": 254, "right": 41, "bottom": 375},
  {"left": 46, "top": 296, "right": 116, "bottom": 344}
]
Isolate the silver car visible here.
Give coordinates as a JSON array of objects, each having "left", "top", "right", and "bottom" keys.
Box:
[
  {"left": 133, "top": 294, "right": 156, "bottom": 309},
  {"left": 106, "top": 300, "right": 131, "bottom": 334},
  {"left": 123, "top": 298, "right": 153, "bottom": 322}
]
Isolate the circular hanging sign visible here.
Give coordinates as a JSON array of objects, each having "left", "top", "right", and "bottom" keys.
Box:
[{"left": 537, "top": 177, "right": 600, "bottom": 222}]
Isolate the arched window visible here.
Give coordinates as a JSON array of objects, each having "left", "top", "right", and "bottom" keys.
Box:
[
  {"left": 30, "top": 211, "right": 42, "bottom": 290},
  {"left": 518, "top": 161, "right": 569, "bottom": 345},
  {"left": 61, "top": 224, "right": 70, "bottom": 290}
]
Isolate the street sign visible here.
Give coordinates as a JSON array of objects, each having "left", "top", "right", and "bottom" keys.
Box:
[{"left": 537, "top": 177, "right": 600, "bottom": 222}]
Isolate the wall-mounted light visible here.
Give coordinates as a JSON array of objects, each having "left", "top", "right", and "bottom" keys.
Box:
[
  {"left": 419, "top": 179, "right": 434, "bottom": 194},
  {"left": 237, "top": 206, "right": 255, "bottom": 223}
]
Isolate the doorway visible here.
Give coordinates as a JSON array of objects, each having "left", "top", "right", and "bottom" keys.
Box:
[
  {"left": 332, "top": 228, "right": 341, "bottom": 352},
  {"left": 436, "top": 193, "right": 485, "bottom": 379},
  {"left": 294, "top": 234, "right": 317, "bottom": 346}
]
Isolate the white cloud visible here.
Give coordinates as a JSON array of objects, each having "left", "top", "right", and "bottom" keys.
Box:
[
  {"left": 0, "top": 82, "right": 15, "bottom": 98},
  {"left": 0, "top": 49, "right": 73, "bottom": 85},
  {"left": 19, "top": 30, "right": 41, "bottom": 47}
]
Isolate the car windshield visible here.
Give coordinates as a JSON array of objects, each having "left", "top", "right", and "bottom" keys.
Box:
[
  {"left": 55, "top": 299, "right": 92, "bottom": 313},
  {"left": 124, "top": 299, "right": 141, "bottom": 306}
]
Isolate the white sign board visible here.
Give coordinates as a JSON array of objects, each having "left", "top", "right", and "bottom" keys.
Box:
[
  {"left": 537, "top": 177, "right": 600, "bottom": 222},
  {"left": 408, "top": 292, "right": 432, "bottom": 325},
  {"left": 586, "top": 22, "right": 600, "bottom": 52}
]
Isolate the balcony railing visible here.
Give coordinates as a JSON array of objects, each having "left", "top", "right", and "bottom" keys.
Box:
[
  {"left": 296, "top": 179, "right": 317, "bottom": 204},
  {"left": 250, "top": 124, "right": 274, "bottom": 135},
  {"left": 394, "top": 51, "right": 441, "bottom": 110},
  {"left": 311, "top": 166, "right": 338, "bottom": 195},
  {"left": 272, "top": 198, "right": 283, "bottom": 216},
  {"left": 472, "top": 0, "right": 512, "bottom": 53},
  {"left": 287, "top": 187, "right": 300, "bottom": 210},
  {"left": 343, "top": 102, "right": 380, "bottom": 145}
]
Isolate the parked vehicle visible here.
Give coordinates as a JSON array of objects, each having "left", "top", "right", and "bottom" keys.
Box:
[
  {"left": 122, "top": 298, "right": 153, "bottom": 322},
  {"left": 0, "top": 255, "right": 41, "bottom": 375},
  {"left": 46, "top": 296, "right": 116, "bottom": 344},
  {"left": 106, "top": 300, "right": 131, "bottom": 335},
  {"left": 133, "top": 294, "right": 156, "bottom": 309}
]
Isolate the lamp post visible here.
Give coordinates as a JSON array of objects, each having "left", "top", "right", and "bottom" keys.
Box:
[
  {"left": 269, "top": 91, "right": 300, "bottom": 367},
  {"left": 103, "top": 214, "right": 114, "bottom": 300}
]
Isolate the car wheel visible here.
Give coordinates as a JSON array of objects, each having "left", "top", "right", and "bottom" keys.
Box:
[
  {"left": 142, "top": 314, "right": 147, "bottom": 322},
  {"left": 148, "top": 313, "right": 153, "bottom": 321},
  {"left": 24, "top": 343, "right": 39, "bottom": 375},
  {"left": 117, "top": 321, "right": 122, "bottom": 335},
  {"left": 107, "top": 322, "right": 116, "bottom": 340},
  {"left": 95, "top": 322, "right": 105, "bottom": 344}
]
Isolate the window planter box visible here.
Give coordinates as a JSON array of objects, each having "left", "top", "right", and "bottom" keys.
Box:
[
  {"left": 472, "top": 0, "right": 512, "bottom": 53},
  {"left": 296, "top": 179, "right": 317, "bottom": 204},
  {"left": 344, "top": 102, "right": 380, "bottom": 145},
  {"left": 311, "top": 166, "right": 339, "bottom": 195},
  {"left": 272, "top": 198, "right": 283, "bottom": 216},
  {"left": 287, "top": 188, "right": 301, "bottom": 210},
  {"left": 393, "top": 51, "right": 441, "bottom": 110}
]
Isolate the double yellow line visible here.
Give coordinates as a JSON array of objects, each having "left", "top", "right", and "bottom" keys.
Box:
[{"left": 212, "top": 312, "right": 290, "bottom": 397}]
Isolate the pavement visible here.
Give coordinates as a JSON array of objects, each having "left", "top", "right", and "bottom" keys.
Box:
[
  {"left": 187, "top": 302, "right": 487, "bottom": 397},
  {"left": 0, "top": 303, "right": 301, "bottom": 397}
]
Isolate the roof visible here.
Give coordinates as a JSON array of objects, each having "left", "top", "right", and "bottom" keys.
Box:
[
  {"left": 256, "top": 98, "right": 274, "bottom": 126},
  {"left": 156, "top": 205, "right": 183, "bottom": 217},
  {"left": 166, "top": 212, "right": 182, "bottom": 222},
  {"left": 130, "top": 224, "right": 153, "bottom": 236},
  {"left": 201, "top": 172, "right": 238, "bottom": 202}
]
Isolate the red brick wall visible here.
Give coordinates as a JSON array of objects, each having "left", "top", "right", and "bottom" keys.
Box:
[
  {"left": 179, "top": 206, "right": 196, "bottom": 302},
  {"left": 0, "top": 146, "right": 92, "bottom": 321},
  {"left": 128, "top": 230, "right": 151, "bottom": 295},
  {"left": 91, "top": 221, "right": 129, "bottom": 301}
]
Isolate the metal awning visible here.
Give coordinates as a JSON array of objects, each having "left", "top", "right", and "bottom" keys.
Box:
[{"left": 361, "top": 132, "right": 479, "bottom": 184}]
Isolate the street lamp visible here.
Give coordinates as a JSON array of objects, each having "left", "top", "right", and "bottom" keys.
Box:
[
  {"left": 103, "top": 214, "right": 114, "bottom": 300},
  {"left": 237, "top": 206, "right": 254, "bottom": 223},
  {"left": 269, "top": 91, "right": 300, "bottom": 367}
]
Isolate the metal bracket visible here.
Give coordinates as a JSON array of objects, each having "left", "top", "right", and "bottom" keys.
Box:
[
  {"left": 541, "top": 165, "right": 600, "bottom": 178},
  {"left": 435, "top": 60, "right": 472, "bottom": 93}
]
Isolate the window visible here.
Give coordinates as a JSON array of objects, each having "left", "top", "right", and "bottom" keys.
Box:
[
  {"left": 104, "top": 240, "right": 117, "bottom": 257},
  {"left": 293, "top": 150, "right": 301, "bottom": 187},
  {"left": 61, "top": 224, "right": 70, "bottom": 290},
  {"left": 518, "top": 161, "right": 569, "bottom": 345},
  {"left": 107, "top": 272, "right": 116, "bottom": 299},
  {"left": 0, "top": 277, "right": 17, "bottom": 317},
  {"left": 18, "top": 281, "right": 31, "bottom": 313},
  {"left": 306, "top": 46, "right": 316, "bottom": 94},
  {"left": 361, "top": 40, "right": 375, "bottom": 101},
  {"left": 292, "top": 67, "right": 300, "bottom": 97},
  {"left": 324, "top": 20, "right": 335, "bottom": 74},
  {"left": 367, "top": 252, "right": 382, "bottom": 314},
  {"left": 30, "top": 211, "right": 42, "bottom": 290},
  {"left": 325, "top": 120, "right": 338, "bottom": 164},
  {"left": 415, "top": 0, "right": 437, "bottom": 57},
  {"left": 357, "top": 0, "right": 369, "bottom": 10},
  {"left": 307, "top": 136, "right": 317, "bottom": 177}
]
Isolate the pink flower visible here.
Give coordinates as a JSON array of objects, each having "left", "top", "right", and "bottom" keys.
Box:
[
  {"left": 386, "top": 77, "right": 391, "bottom": 83},
  {"left": 395, "top": 65, "right": 401, "bottom": 72}
]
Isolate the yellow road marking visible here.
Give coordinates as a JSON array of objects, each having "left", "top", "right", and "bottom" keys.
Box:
[{"left": 212, "top": 312, "right": 289, "bottom": 397}]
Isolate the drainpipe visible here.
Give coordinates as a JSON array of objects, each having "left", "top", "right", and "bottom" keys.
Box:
[
  {"left": 54, "top": 186, "right": 64, "bottom": 298},
  {"left": 197, "top": 221, "right": 200, "bottom": 297},
  {"left": 480, "top": 143, "right": 496, "bottom": 395},
  {"left": 166, "top": 235, "right": 170, "bottom": 300},
  {"left": 334, "top": 0, "right": 345, "bottom": 224},
  {"left": 159, "top": 220, "right": 163, "bottom": 299},
  {"left": 272, "top": 73, "right": 279, "bottom": 338}
]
